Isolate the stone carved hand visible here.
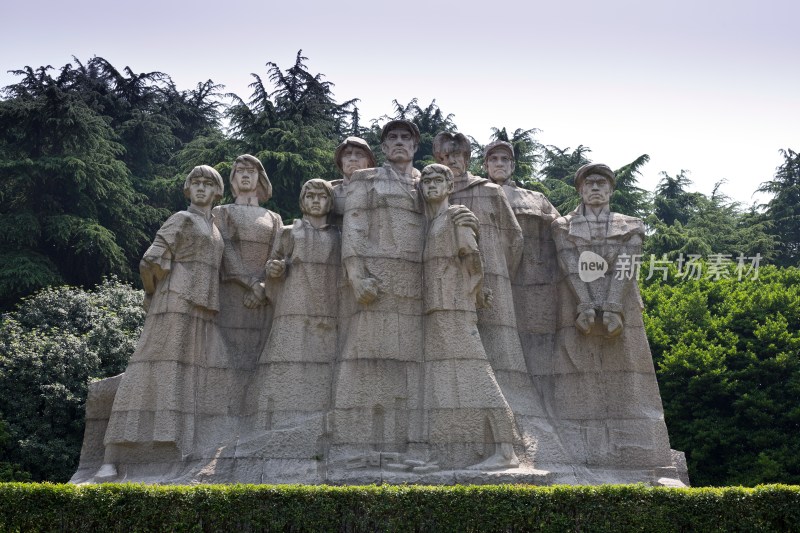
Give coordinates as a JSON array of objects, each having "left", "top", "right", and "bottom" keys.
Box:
[
  {"left": 352, "top": 277, "right": 379, "bottom": 305},
  {"left": 143, "top": 255, "right": 168, "bottom": 281},
  {"left": 603, "top": 311, "right": 624, "bottom": 337},
  {"left": 477, "top": 287, "right": 494, "bottom": 309},
  {"left": 267, "top": 259, "right": 286, "bottom": 278},
  {"left": 450, "top": 206, "right": 479, "bottom": 235},
  {"left": 243, "top": 283, "right": 267, "bottom": 309},
  {"left": 575, "top": 308, "right": 596, "bottom": 334}
]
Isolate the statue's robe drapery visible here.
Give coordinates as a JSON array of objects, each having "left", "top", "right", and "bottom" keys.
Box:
[
  {"left": 550, "top": 204, "right": 672, "bottom": 469},
  {"left": 422, "top": 206, "right": 517, "bottom": 467},
  {"left": 209, "top": 204, "right": 282, "bottom": 440},
  {"left": 104, "top": 206, "right": 224, "bottom": 458},
  {"left": 448, "top": 174, "right": 544, "bottom": 424},
  {"left": 332, "top": 164, "right": 426, "bottom": 455},
  {"left": 255, "top": 219, "right": 340, "bottom": 453}
]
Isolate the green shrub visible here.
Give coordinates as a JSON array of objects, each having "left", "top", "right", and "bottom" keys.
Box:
[
  {"left": 641, "top": 264, "right": 800, "bottom": 486},
  {"left": 0, "top": 483, "right": 798, "bottom": 532},
  {"left": 0, "top": 279, "right": 144, "bottom": 481}
]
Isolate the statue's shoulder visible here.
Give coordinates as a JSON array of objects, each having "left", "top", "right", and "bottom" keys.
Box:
[
  {"left": 470, "top": 174, "right": 492, "bottom": 187},
  {"left": 551, "top": 214, "right": 568, "bottom": 229},
  {"left": 610, "top": 212, "right": 645, "bottom": 235},
  {"left": 350, "top": 167, "right": 380, "bottom": 182},
  {"left": 551, "top": 210, "right": 577, "bottom": 232},
  {"left": 170, "top": 209, "right": 197, "bottom": 224},
  {"left": 483, "top": 180, "right": 502, "bottom": 192}
]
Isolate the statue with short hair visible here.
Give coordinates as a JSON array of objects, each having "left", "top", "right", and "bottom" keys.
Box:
[
  {"left": 329, "top": 136, "right": 377, "bottom": 227},
  {"left": 95, "top": 165, "right": 226, "bottom": 479},
  {"left": 332, "top": 121, "right": 479, "bottom": 469},
  {"left": 482, "top": 141, "right": 562, "bottom": 461},
  {"left": 419, "top": 163, "right": 520, "bottom": 470},
  {"left": 250, "top": 179, "right": 340, "bottom": 457},
  {"left": 433, "top": 132, "right": 546, "bottom": 449}
]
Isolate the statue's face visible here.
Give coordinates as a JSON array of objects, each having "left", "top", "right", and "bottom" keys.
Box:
[
  {"left": 484, "top": 150, "right": 515, "bottom": 184},
  {"left": 188, "top": 175, "right": 218, "bottom": 207},
  {"left": 435, "top": 146, "right": 468, "bottom": 177},
  {"left": 233, "top": 163, "right": 259, "bottom": 193},
  {"left": 421, "top": 172, "right": 451, "bottom": 202},
  {"left": 580, "top": 174, "right": 612, "bottom": 206},
  {"left": 339, "top": 146, "right": 371, "bottom": 178},
  {"left": 302, "top": 188, "right": 331, "bottom": 217},
  {"left": 381, "top": 128, "right": 416, "bottom": 163}
]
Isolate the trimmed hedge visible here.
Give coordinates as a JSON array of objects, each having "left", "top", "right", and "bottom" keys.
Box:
[{"left": 0, "top": 483, "right": 798, "bottom": 532}]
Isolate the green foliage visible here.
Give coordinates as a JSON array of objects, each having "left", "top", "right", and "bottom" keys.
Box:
[
  {"left": 0, "top": 280, "right": 144, "bottom": 481},
  {"left": 653, "top": 170, "right": 701, "bottom": 226},
  {"left": 0, "top": 68, "right": 161, "bottom": 306},
  {"left": 0, "top": 483, "right": 798, "bottom": 531},
  {"left": 538, "top": 145, "right": 651, "bottom": 217},
  {"left": 612, "top": 154, "right": 651, "bottom": 218},
  {"left": 646, "top": 175, "right": 776, "bottom": 260},
  {"left": 642, "top": 264, "right": 800, "bottom": 486},
  {"left": 758, "top": 148, "right": 800, "bottom": 267},
  {"left": 225, "top": 51, "right": 357, "bottom": 220},
  {"left": 0, "top": 420, "right": 30, "bottom": 482},
  {"left": 0, "top": 57, "right": 227, "bottom": 305}
]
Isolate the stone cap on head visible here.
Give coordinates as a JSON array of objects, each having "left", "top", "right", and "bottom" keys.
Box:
[
  {"left": 484, "top": 140, "right": 515, "bottom": 159},
  {"left": 574, "top": 163, "right": 616, "bottom": 191},
  {"left": 381, "top": 119, "right": 421, "bottom": 144},
  {"left": 334, "top": 136, "right": 376, "bottom": 172}
]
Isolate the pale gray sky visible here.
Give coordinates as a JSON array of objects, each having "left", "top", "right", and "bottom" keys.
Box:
[{"left": 2, "top": 0, "right": 798, "bottom": 205}]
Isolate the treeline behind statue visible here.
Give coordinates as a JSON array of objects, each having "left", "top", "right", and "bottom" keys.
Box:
[{"left": 0, "top": 51, "right": 798, "bottom": 310}]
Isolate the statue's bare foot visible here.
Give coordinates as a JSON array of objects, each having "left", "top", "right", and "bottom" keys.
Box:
[
  {"left": 465, "top": 444, "right": 519, "bottom": 471},
  {"left": 93, "top": 463, "right": 118, "bottom": 480}
]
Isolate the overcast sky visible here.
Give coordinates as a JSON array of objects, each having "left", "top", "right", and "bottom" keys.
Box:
[{"left": 2, "top": 0, "right": 797, "bottom": 205}]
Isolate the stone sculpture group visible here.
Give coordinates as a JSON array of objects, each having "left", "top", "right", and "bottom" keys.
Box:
[{"left": 72, "top": 120, "right": 688, "bottom": 486}]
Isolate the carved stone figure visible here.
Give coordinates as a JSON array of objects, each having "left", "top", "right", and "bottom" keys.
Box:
[
  {"left": 482, "top": 141, "right": 564, "bottom": 463},
  {"left": 209, "top": 155, "right": 282, "bottom": 440},
  {"left": 329, "top": 138, "right": 377, "bottom": 358},
  {"left": 332, "top": 123, "right": 481, "bottom": 472},
  {"left": 330, "top": 136, "right": 376, "bottom": 227},
  {"left": 71, "top": 142, "right": 687, "bottom": 487},
  {"left": 550, "top": 163, "right": 674, "bottom": 478},
  {"left": 433, "top": 133, "right": 547, "bottom": 443},
  {"left": 95, "top": 165, "right": 225, "bottom": 479},
  {"left": 254, "top": 179, "right": 340, "bottom": 458},
  {"left": 332, "top": 120, "right": 427, "bottom": 464},
  {"left": 419, "top": 164, "right": 520, "bottom": 471}
]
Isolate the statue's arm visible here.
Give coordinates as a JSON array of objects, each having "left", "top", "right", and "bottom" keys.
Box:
[
  {"left": 266, "top": 225, "right": 293, "bottom": 279},
  {"left": 498, "top": 191, "right": 524, "bottom": 279},
  {"left": 455, "top": 220, "right": 490, "bottom": 309},
  {"left": 213, "top": 207, "right": 251, "bottom": 289},
  {"left": 342, "top": 177, "right": 378, "bottom": 304},
  {"left": 553, "top": 221, "right": 593, "bottom": 312},
  {"left": 553, "top": 218, "right": 597, "bottom": 333},
  {"left": 604, "top": 230, "right": 644, "bottom": 316},
  {"left": 139, "top": 213, "right": 184, "bottom": 310}
]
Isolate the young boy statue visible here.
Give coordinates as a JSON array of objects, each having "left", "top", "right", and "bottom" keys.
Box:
[
  {"left": 419, "top": 163, "right": 520, "bottom": 470},
  {"left": 254, "top": 179, "right": 340, "bottom": 456}
]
